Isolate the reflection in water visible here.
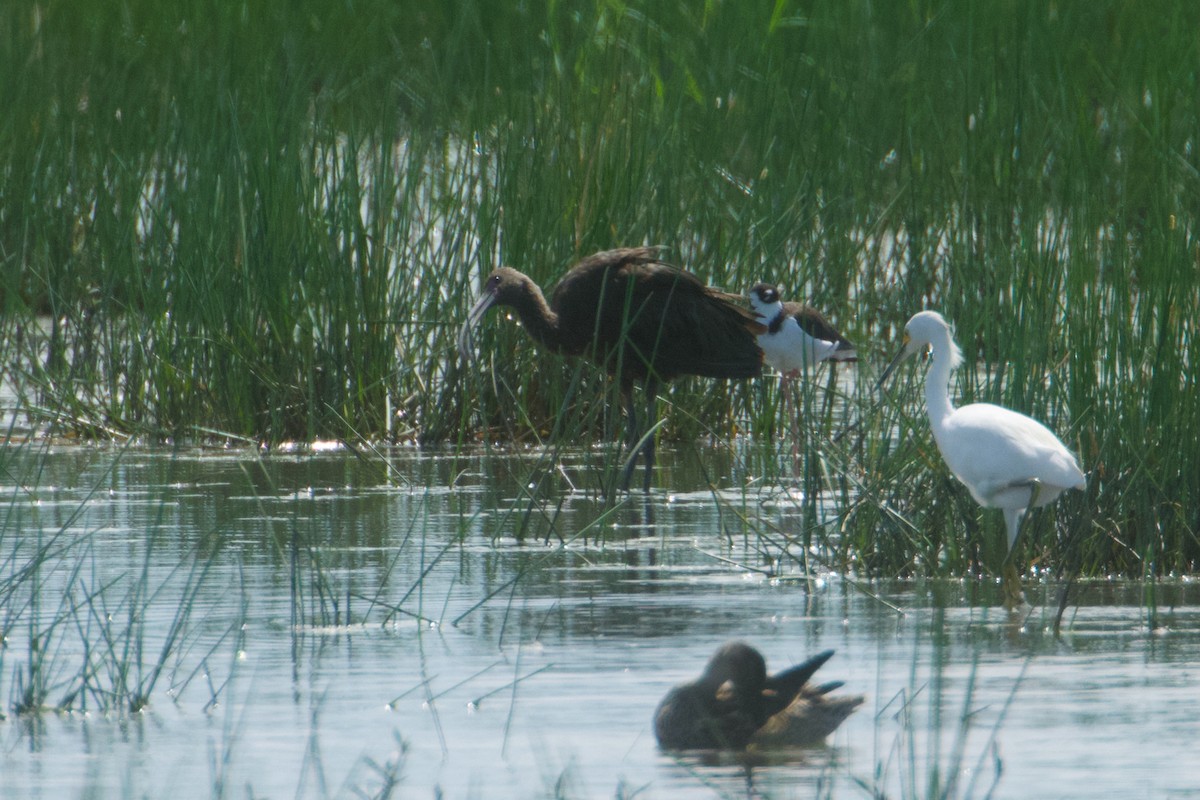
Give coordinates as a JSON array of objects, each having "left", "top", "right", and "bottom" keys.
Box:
[{"left": 0, "top": 444, "right": 1197, "bottom": 797}]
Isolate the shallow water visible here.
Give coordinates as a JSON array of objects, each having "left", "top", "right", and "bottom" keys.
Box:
[{"left": 1, "top": 443, "right": 1197, "bottom": 798}]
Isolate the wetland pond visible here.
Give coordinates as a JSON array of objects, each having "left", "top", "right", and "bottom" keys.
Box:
[{"left": 2, "top": 442, "right": 1197, "bottom": 798}]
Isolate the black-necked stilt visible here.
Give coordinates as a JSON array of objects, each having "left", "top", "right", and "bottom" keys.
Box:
[
  {"left": 458, "top": 247, "right": 764, "bottom": 491},
  {"left": 653, "top": 641, "right": 862, "bottom": 751},
  {"left": 879, "top": 310, "right": 1086, "bottom": 606},
  {"left": 748, "top": 282, "right": 856, "bottom": 374}
]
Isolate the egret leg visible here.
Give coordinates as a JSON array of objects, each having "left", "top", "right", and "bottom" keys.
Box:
[
  {"left": 1001, "top": 560, "right": 1026, "bottom": 610},
  {"left": 999, "top": 508, "right": 1023, "bottom": 608},
  {"left": 999, "top": 482, "right": 1045, "bottom": 610},
  {"left": 1003, "top": 508, "right": 1024, "bottom": 555},
  {"left": 1001, "top": 479, "right": 1044, "bottom": 553}
]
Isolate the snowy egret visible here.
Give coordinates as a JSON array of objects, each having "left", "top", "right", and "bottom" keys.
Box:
[
  {"left": 653, "top": 642, "right": 862, "bottom": 751},
  {"left": 458, "top": 247, "right": 764, "bottom": 491},
  {"left": 879, "top": 310, "right": 1086, "bottom": 556},
  {"left": 748, "top": 283, "right": 856, "bottom": 374}
]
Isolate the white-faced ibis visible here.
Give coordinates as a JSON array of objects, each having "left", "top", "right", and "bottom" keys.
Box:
[
  {"left": 748, "top": 283, "right": 856, "bottom": 374},
  {"left": 879, "top": 311, "right": 1086, "bottom": 605},
  {"left": 653, "top": 642, "right": 862, "bottom": 751},
  {"left": 457, "top": 247, "right": 763, "bottom": 491}
]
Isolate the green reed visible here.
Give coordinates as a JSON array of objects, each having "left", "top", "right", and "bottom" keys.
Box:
[
  {"left": 0, "top": 440, "right": 238, "bottom": 716},
  {"left": 850, "top": 620, "right": 1016, "bottom": 800},
  {"left": 2, "top": 0, "right": 1197, "bottom": 575}
]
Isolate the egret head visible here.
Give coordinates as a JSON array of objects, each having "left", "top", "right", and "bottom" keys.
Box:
[
  {"left": 878, "top": 309, "right": 963, "bottom": 388},
  {"left": 902, "top": 310, "right": 963, "bottom": 368}
]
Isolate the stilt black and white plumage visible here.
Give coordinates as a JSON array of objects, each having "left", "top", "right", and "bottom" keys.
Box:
[{"left": 748, "top": 283, "right": 856, "bottom": 375}]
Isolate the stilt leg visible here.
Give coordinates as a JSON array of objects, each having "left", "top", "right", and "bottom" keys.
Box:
[{"left": 784, "top": 372, "right": 802, "bottom": 477}]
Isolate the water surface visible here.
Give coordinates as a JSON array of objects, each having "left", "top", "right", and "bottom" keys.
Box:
[{"left": 1, "top": 443, "right": 1196, "bottom": 798}]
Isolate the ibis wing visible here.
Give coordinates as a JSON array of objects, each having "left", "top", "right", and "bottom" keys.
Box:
[
  {"left": 550, "top": 248, "right": 762, "bottom": 381},
  {"left": 617, "top": 261, "right": 763, "bottom": 381}
]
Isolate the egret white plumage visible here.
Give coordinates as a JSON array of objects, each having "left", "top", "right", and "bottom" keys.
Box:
[{"left": 879, "top": 310, "right": 1086, "bottom": 555}]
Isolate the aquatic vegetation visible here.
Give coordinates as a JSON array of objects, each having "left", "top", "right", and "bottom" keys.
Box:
[
  {"left": 1, "top": 438, "right": 1198, "bottom": 795},
  {"left": 1, "top": 1, "right": 1197, "bottom": 577},
  {"left": 0, "top": 441, "right": 238, "bottom": 717}
]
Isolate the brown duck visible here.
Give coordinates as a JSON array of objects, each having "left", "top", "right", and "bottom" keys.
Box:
[{"left": 654, "top": 641, "right": 862, "bottom": 751}]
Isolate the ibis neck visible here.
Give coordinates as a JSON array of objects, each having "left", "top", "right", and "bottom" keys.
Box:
[{"left": 511, "top": 284, "right": 564, "bottom": 351}]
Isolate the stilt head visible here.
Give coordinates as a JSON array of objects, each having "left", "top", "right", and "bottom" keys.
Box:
[{"left": 748, "top": 283, "right": 782, "bottom": 317}]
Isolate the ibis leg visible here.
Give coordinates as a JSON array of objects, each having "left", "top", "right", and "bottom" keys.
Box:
[
  {"left": 641, "top": 378, "right": 659, "bottom": 492},
  {"left": 619, "top": 382, "right": 639, "bottom": 491},
  {"left": 618, "top": 379, "right": 659, "bottom": 492}
]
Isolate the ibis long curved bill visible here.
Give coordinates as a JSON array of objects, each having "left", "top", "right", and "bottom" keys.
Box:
[{"left": 457, "top": 290, "right": 497, "bottom": 363}]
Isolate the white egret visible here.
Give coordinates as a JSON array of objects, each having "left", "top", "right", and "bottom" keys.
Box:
[{"left": 880, "top": 310, "right": 1086, "bottom": 557}]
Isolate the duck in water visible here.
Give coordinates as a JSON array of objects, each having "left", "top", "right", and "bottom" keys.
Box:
[{"left": 653, "top": 641, "right": 862, "bottom": 751}]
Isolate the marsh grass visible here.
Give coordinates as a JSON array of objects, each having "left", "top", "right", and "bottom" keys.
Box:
[
  {"left": 0, "top": 440, "right": 240, "bottom": 717},
  {"left": 861, "top": 637, "right": 1015, "bottom": 800},
  {"left": 2, "top": 0, "right": 1198, "bottom": 576}
]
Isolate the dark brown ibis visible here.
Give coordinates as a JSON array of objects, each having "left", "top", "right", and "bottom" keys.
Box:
[
  {"left": 653, "top": 641, "right": 863, "bottom": 751},
  {"left": 457, "top": 247, "right": 764, "bottom": 490}
]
